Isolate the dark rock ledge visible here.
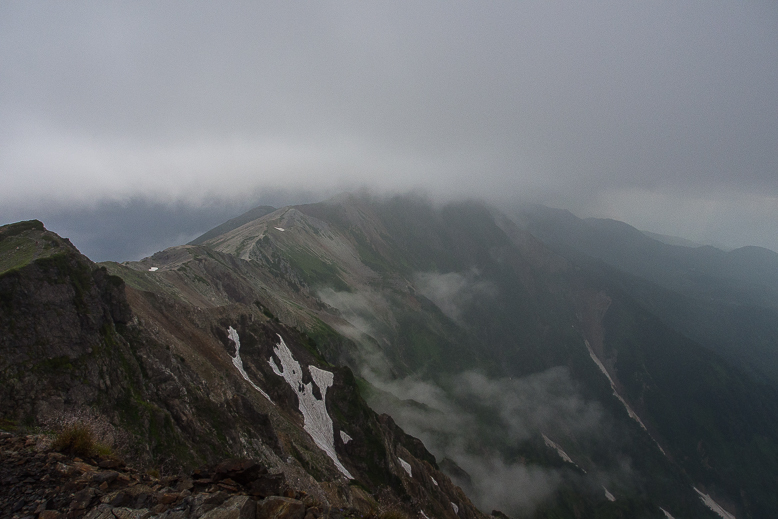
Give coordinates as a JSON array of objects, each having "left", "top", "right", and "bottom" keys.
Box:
[{"left": 0, "top": 432, "right": 367, "bottom": 519}]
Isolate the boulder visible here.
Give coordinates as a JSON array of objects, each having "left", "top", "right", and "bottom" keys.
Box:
[{"left": 256, "top": 496, "right": 305, "bottom": 519}]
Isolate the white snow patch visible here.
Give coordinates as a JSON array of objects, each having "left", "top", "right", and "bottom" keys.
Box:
[
  {"left": 603, "top": 486, "right": 616, "bottom": 502},
  {"left": 542, "top": 433, "right": 583, "bottom": 471},
  {"left": 269, "top": 334, "right": 353, "bottom": 479},
  {"left": 585, "top": 340, "right": 666, "bottom": 456},
  {"left": 430, "top": 476, "right": 438, "bottom": 486},
  {"left": 340, "top": 430, "right": 352, "bottom": 444},
  {"left": 451, "top": 502, "right": 459, "bottom": 514},
  {"left": 227, "top": 327, "right": 273, "bottom": 404},
  {"left": 420, "top": 512, "right": 430, "bottom": 519},
  {"left": 660, "top": 507, "right": 676, "bottom": 519},
  {"left": 694, "top": 487, "right": 736, "bottom": 519},
  {"left": 148, "top": 266, "right": 158, "bottom": 272},
  {"left": 274, "top": 227, "right": 285, "bottom": 231},
  {"left": 398, "top": 457, "right": 412, "bottom": 477}
]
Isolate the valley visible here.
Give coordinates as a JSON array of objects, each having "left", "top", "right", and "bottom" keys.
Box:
[{"left": 2, "top": 194, "right": 777, "bottom": 518}]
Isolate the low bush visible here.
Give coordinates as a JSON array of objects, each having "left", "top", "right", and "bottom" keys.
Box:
[{"left": 52, "top": 423, "right": 111, "bottom": 457}]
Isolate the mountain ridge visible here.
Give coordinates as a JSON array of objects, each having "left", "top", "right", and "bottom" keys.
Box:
[{"left": 3, "top": 195, "right": 777, "bottom": 518}]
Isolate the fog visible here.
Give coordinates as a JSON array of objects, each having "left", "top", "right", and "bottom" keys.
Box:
[
  {"left": 2, "top": 2, "right": 777, "bottom": 259},
  {"left": 366, "top": 367, "right": 612, "bottom": 515}
]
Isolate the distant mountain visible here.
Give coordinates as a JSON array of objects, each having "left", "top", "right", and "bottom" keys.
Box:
[
  {"left": 188, "top": 205, "right": 276, "bottom": 245},
  {"left": 3, "top": 194, "right": 777, "bottom": 518},
  {"left": 640, "top": 230, "right": 732, "bottom": 251},
  {"left": 640, "top": 230, "right": 710, "bottom": 249},
  {"left": 513, "top": 203, "right": 778, "bottom": 383}
]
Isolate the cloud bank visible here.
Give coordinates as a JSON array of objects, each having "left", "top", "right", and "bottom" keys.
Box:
[{"left": 2, "top": 1, "right": 777, "bottom": 256}]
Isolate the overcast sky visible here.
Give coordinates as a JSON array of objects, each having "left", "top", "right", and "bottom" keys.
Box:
[{"left": 2, "top": 1, "right": 777, "bottom": 260}]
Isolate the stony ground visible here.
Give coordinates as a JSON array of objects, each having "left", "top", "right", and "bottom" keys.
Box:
[{"left": 0, "top": 431, "right": 372, "bottom": 519}]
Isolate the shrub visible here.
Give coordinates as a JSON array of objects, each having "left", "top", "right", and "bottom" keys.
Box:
[{"left": 52, "top": 423, "right": 111, "bottom": 457}]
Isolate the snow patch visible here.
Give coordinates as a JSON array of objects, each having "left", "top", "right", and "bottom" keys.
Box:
[
  {"left": 227, "top": 327, "right": 273, "bottom": 404},
  {"left": 274, "top": 227, "right": 285, "bottom": 231},
  {"left": 660, "top": 507, "right": 676, "bottom": 519},
  {"left": 430, "top": 476, "right": 438, "bottom": 486},
  {"left": 340, "top": 430, "right": 352, "bottom": 444},
  {"left": 542, "top": 433, "right": 584, "bottom": 471},
  {"left": 585, "top": 340, "right": 666, "bottom": 456},
  {"left": 398, "top": 457, "right": 412, "bottom": 477},
  {"left": 268, "top": 334, "right": 352, "bottom": 479},
  {"left": 148, "top": 266, "right": 158, "bottom": 272},
  {"left": 603, "top": 486, "right": 615, "bottom": 502},
  {"left": 451, "top": 502, "right": 459, "bottom": 514},
  {"left": 420, "top": 512, "right": 430, "bottom": 519},
  {"left": 694, "top": 487, "right": 736, "bottom": 519}
]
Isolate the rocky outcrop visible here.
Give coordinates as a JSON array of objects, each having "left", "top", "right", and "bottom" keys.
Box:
[
  {"left": 0, "top": 431, "right": 371, "bottom": 519},
  {"left": 0, "top": 222, "right": 487, "bottom": 519}
]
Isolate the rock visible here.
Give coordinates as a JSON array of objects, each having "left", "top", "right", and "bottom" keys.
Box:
[
  {"left": 70, "top": 487, "right": 97, "bottom": 510},
  {"left": 83, "top": 504, "right": 116, "bottom": 519},
  {"left": 38, "top": 511, "right": 62, "bottom": 519},
  {"left": 93, "top": 470, "right": 120, "bottom": 485},
  {"left": 200, "top": 495, "right": 256, "bottom": 519},
  {"left": 248, "top": 474, "right": 285, "bottom": 498},
  {"left": 257, "top": 496, "right": 305, "bottom": 519},
  {"left": 99, "top": 458, "right": 124, "bottom": 469},
  {"left": 212, "top": 459, "right": 266, "bottom": 485},
  {"left": 190, "top": 491, "right": 232, "bottom": 517},
  {"left": 112, "top": 508, "right": 153, "bottom": 519},
  {"left": 158, "top": 492, "right": 181, "bottom": 505}
]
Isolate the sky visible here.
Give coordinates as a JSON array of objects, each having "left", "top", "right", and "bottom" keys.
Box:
[{"left": 1, "top": 1, "right": 777, "bottom": 260}]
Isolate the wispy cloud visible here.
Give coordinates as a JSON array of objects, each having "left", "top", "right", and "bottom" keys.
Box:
[{"left": 366, "top": 367, "right": 607, "bottom": 515}]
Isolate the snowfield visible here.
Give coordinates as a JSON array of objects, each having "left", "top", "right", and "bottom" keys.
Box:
[
  {"left": 585, "top": 340, "right": 666, "bottom": 456},
  {"left": 660, "top": 507, "right": 676, "bottom": 519},
  {"left": 227, "top": 327, "right": 273, "bottom": 404},
  {"left": 269, "top": 334, "right": 353, "bottom": 479},
  {"left": 695, "top": 487, "right": 736, "bottom": 519},
  {"left": 398, "top": 457, "right": 412, "bottom": 477},
  {"left": 542, "top": 433, "right": 580, "bottom": 469}
]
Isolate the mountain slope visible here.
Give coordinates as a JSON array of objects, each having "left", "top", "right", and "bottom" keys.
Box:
[
  {"left": 0, "top": 220, "right": 484, "bottom": 519},
  {"left": 512, "top": 204, "right": 778, "bottom": 384},
  {"left": 121, "top": 193, "right": 778, "bottom": 518}
]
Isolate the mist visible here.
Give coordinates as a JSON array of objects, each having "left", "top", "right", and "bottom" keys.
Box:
[
  {"left": 2, "top": 2, "right": 777, "bottom": 257},
  {"left": 364, "top": 367, "right": 610, "bottom": 515}
]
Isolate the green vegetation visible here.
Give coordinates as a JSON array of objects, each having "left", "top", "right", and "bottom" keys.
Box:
[
  {"left": 285, "top": 246, "right": 350, "bottom": 291},
  {"left": 52, "top": 422, "right": 112, "bottom": 458},
  {"left": 0, "top": 220, "right": 44, "bottom": 239}
]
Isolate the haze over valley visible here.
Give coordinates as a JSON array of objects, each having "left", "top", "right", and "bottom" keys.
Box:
[{"left": 2, "top": 3, "right": 778, "bottom": 519}]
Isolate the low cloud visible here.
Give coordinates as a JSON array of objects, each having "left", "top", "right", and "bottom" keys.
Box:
[
  {"left": 414, "top": 269, "right": 496, "bottom": 321},
  {"left": 366, "top": 367, "right": 606, "bottom": 515}
]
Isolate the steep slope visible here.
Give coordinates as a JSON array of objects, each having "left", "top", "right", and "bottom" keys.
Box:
[
  {"left": 512, "top": 204, "right": 778, "bottom": 384},
  {"left": 0, "top": 220, "right": 485, "bottom": 519},
  {"left": 134, "top": 193, "right": 778, "bottom": 518}
]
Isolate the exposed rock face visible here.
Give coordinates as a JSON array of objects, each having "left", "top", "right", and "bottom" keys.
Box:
[
  {"left": 0, "top": 222, "right": 485, "bottom": 519},
  {"left": 0, "top": 431, "right": 367, "bottom": 519}
]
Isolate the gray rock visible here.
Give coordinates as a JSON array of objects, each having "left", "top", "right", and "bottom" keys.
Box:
[
  {"left": 256, "top": 496, "right": 305, "bottom": 519},
  {"left": 199, "top": 495, "right": 256, "bottom": 519}
]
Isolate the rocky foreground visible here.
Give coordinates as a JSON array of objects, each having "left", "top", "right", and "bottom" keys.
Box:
[{"left": 0, "top": 431, "right": 383, "bottom": 519}]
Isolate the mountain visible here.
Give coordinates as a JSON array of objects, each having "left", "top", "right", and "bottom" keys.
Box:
[
  {"left": 512, "top": 204, "right": 778, "bottom": 384},
  {"left": 3, "top": 194, "right": 777, "bottom": 518},
  {"left": 0, "top": 219, "right": 483, "bottom": 519}
]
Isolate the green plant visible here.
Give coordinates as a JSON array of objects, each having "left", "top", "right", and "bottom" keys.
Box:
[{"left": 52, "top": 423, "right": 111, "bottom": 457}]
